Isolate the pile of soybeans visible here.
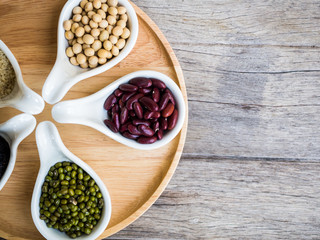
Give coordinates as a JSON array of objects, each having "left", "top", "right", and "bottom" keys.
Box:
[{"left": 63, "top": 0, "right": 130, "bottom": 69}]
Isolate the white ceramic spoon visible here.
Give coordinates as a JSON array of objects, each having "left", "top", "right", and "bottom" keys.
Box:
[
  {"left": 52, "top": 70, "right": 186, "bottom": 150},
  {"left": 42, "top": 0, "right": 139, "bottom": 105},
  {"left": 0, "top": 40, "right": 45, "bottom": 114},
  {"left": 0, "top": 114, "right": 36, "bottom": 191},
  {"left": 31, "top": 121, "right": 111, "bottom": 240}
]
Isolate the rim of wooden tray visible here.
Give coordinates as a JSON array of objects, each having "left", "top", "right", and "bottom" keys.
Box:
[{"left": 0, "top": 1, "right": 188, "bottom": 239}]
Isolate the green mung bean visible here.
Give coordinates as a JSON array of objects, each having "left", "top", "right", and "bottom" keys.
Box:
[{"left": 39, "top": 161, "right": 104, "bottom": 238}]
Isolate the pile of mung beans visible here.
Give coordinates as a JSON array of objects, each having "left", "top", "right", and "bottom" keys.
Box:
[
  {"left": 39, "top": 161, "right": 104, "bottom": 238},
  {"left": 63, "top": 0, "right": 131, "bottom": 68}
]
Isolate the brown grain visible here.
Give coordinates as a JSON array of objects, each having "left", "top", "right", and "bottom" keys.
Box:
[{"left": 0, "top": 50, "right": 15, "bottom": 99}]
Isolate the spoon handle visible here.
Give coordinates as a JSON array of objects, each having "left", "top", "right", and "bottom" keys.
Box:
[
  {"left": 42, "top": 59, "right": 84, "bottom": 105},
  {"left": 36, "top": 121, "right": 69, "bottom": 167},
  {"left": 52, "top": 97, "right": 105, "bottom": 127},
  {"left": 10, "top": 83, "right": 45, "bottom": 115},
  {"left": 0, "top": 114, "right": 36, "bottom": 146}
]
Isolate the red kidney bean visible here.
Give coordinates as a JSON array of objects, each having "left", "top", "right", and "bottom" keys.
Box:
[
  {"left": 157, "top": 129, "right": 163, "bottom": 140},
  {"left": 161, "top": 103, "right": 174, "bottom": 118},
  {"left": 149, "top": 118, "right": 157, "bottom": 123},
  {"left": 158, "top": 93, "right": 170, "bottom": 111},
  {"left": 114, "top": 89, "right": 123, "bottom": 97},
  {"left": 129, "top": 77, "right": 152, "bottom": 88},
  {"left": 118, "top": 99, "right": 125, "bottom": 109},
  {"left": 111, "top": 104, "right": 119, "bottom": 115},
  {"left": 120, "top": 107, "right": 129, "bottom": 124},
  {"left": 129, "top": 110, "right": 135, "bottom": 117},
  {"left": 112, "top": 113, "right": 120, "bottom": 130},
  {"left": 132, "top": 119, "right": 151, "bottom": 126},
  {"left": 152, "top": 121, "right": 160, "bottom": 132},
  {"left": 138, "top": 125, "right": 155, "bottom": 137},
  {"left": 104, "top": 94, "right": 117, "bottom": 110},
  {"left": 128, "top": 124, "right": 142, "bottom": 135},
  {"left": 107, "top": 108, "right": 112, "bottom": 118},
  {"left": 137, "top": 136, "right": 157, "bottom": 144},
  {"left": 123, "top": 131, "right": 140, "bottom": 140},
  {"left": 168, "top": 109, "right": 178, "bottom": 130},
  {"left": 119, "top": 83, "right": 138, "bottom": 92},
  {"left": 104, "top": 120, "right": 118, "bottom": 133},
  {"left": 144, "top": 111, "right": 160, "bottom": 120},
  {"left": 139, "top": 97, "right": 159, "bottom": 112},
  {"left": 133, "top": 102, "right": 143, "bottom": 119},
  {"left": 121, "top": 92, "right": 136, "bottom": 102},
  {"left": 138, "top": 87, "right": 152, "bottom": 94},
  {"left": 151, "top": 78, "right": 166, "bottom": 89},
  {"left": 165, "top": 89, "right": 176, "bottom": 105},
  {"left": 126, "top": 93, "right": 144, "bottom": 110},
  {"left": 120, "top": 122, "right": 130, "bottom": 133},
  {"left": 152, "top": 88, "right": 160, "bottom": 103},
  {"left": 160, "top": 117, "right": 168, "bottom": 130}
]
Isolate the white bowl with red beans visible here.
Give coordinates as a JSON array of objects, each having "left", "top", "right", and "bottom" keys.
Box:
[
  {"left": 104, "top": 75, "right": 180, "bottom": 144},
  {"left": 52, "top": 71, "right": 186, "bottom": 150}
]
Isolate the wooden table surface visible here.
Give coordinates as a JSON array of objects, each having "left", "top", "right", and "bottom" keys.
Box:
[
  {"left": 108, "top": 0, "right": 320, "bottom": 239},
  {"left": 1, "top": 0, "right": 319, "bottom": 239}
]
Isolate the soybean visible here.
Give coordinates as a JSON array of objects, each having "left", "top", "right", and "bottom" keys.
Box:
[{"left": 63, "top": 0, "right": 130, "bottom": 68}]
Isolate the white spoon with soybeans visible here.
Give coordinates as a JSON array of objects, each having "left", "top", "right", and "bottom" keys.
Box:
[{"left": 42, "top": 0, "right": 138, "bottom": 105}]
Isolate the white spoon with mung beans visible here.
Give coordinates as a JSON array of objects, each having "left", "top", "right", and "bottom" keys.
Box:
[{"left": 31, "top": 121, "right": 111, "bottom": 240}]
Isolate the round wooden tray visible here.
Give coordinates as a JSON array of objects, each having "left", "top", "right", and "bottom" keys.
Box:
[{"left": 0, "top": 1, "right": 188, "bottom": 239}]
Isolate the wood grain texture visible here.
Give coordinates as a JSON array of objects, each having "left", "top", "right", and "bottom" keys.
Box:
[
  {"left": 109, "top": 0, "right": 320, "bottom": 239},
  {"left": 1, "top": 0, "right": 320, "bottom": 239},
  {"left": 110, "top": 158, "right": 320, "bottom": 240},
  {"left": 0, "top": 0, "right": 188, "bottom": 239}
]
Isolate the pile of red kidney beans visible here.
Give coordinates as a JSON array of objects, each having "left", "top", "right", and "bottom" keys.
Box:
[{"left": 103, "top": 77, "right": 178, "bottom": 144}]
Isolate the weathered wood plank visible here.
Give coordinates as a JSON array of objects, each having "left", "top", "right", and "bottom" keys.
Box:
[
  {"left": 186, "top": 100, "right": 320, "bottom": 159},
  {"left": 110, "top": 158, "right": 320, "bottom": 239},
  {"left": 179, "top": 45, "right": 320, "bottom": 102},
  {"left": 134, "top": 0, "right": 320, "bottom": 47}
]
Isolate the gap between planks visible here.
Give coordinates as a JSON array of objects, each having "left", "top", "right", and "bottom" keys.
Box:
[{"left": 181, "top": 154, "right": 320, "bottom": 163}]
